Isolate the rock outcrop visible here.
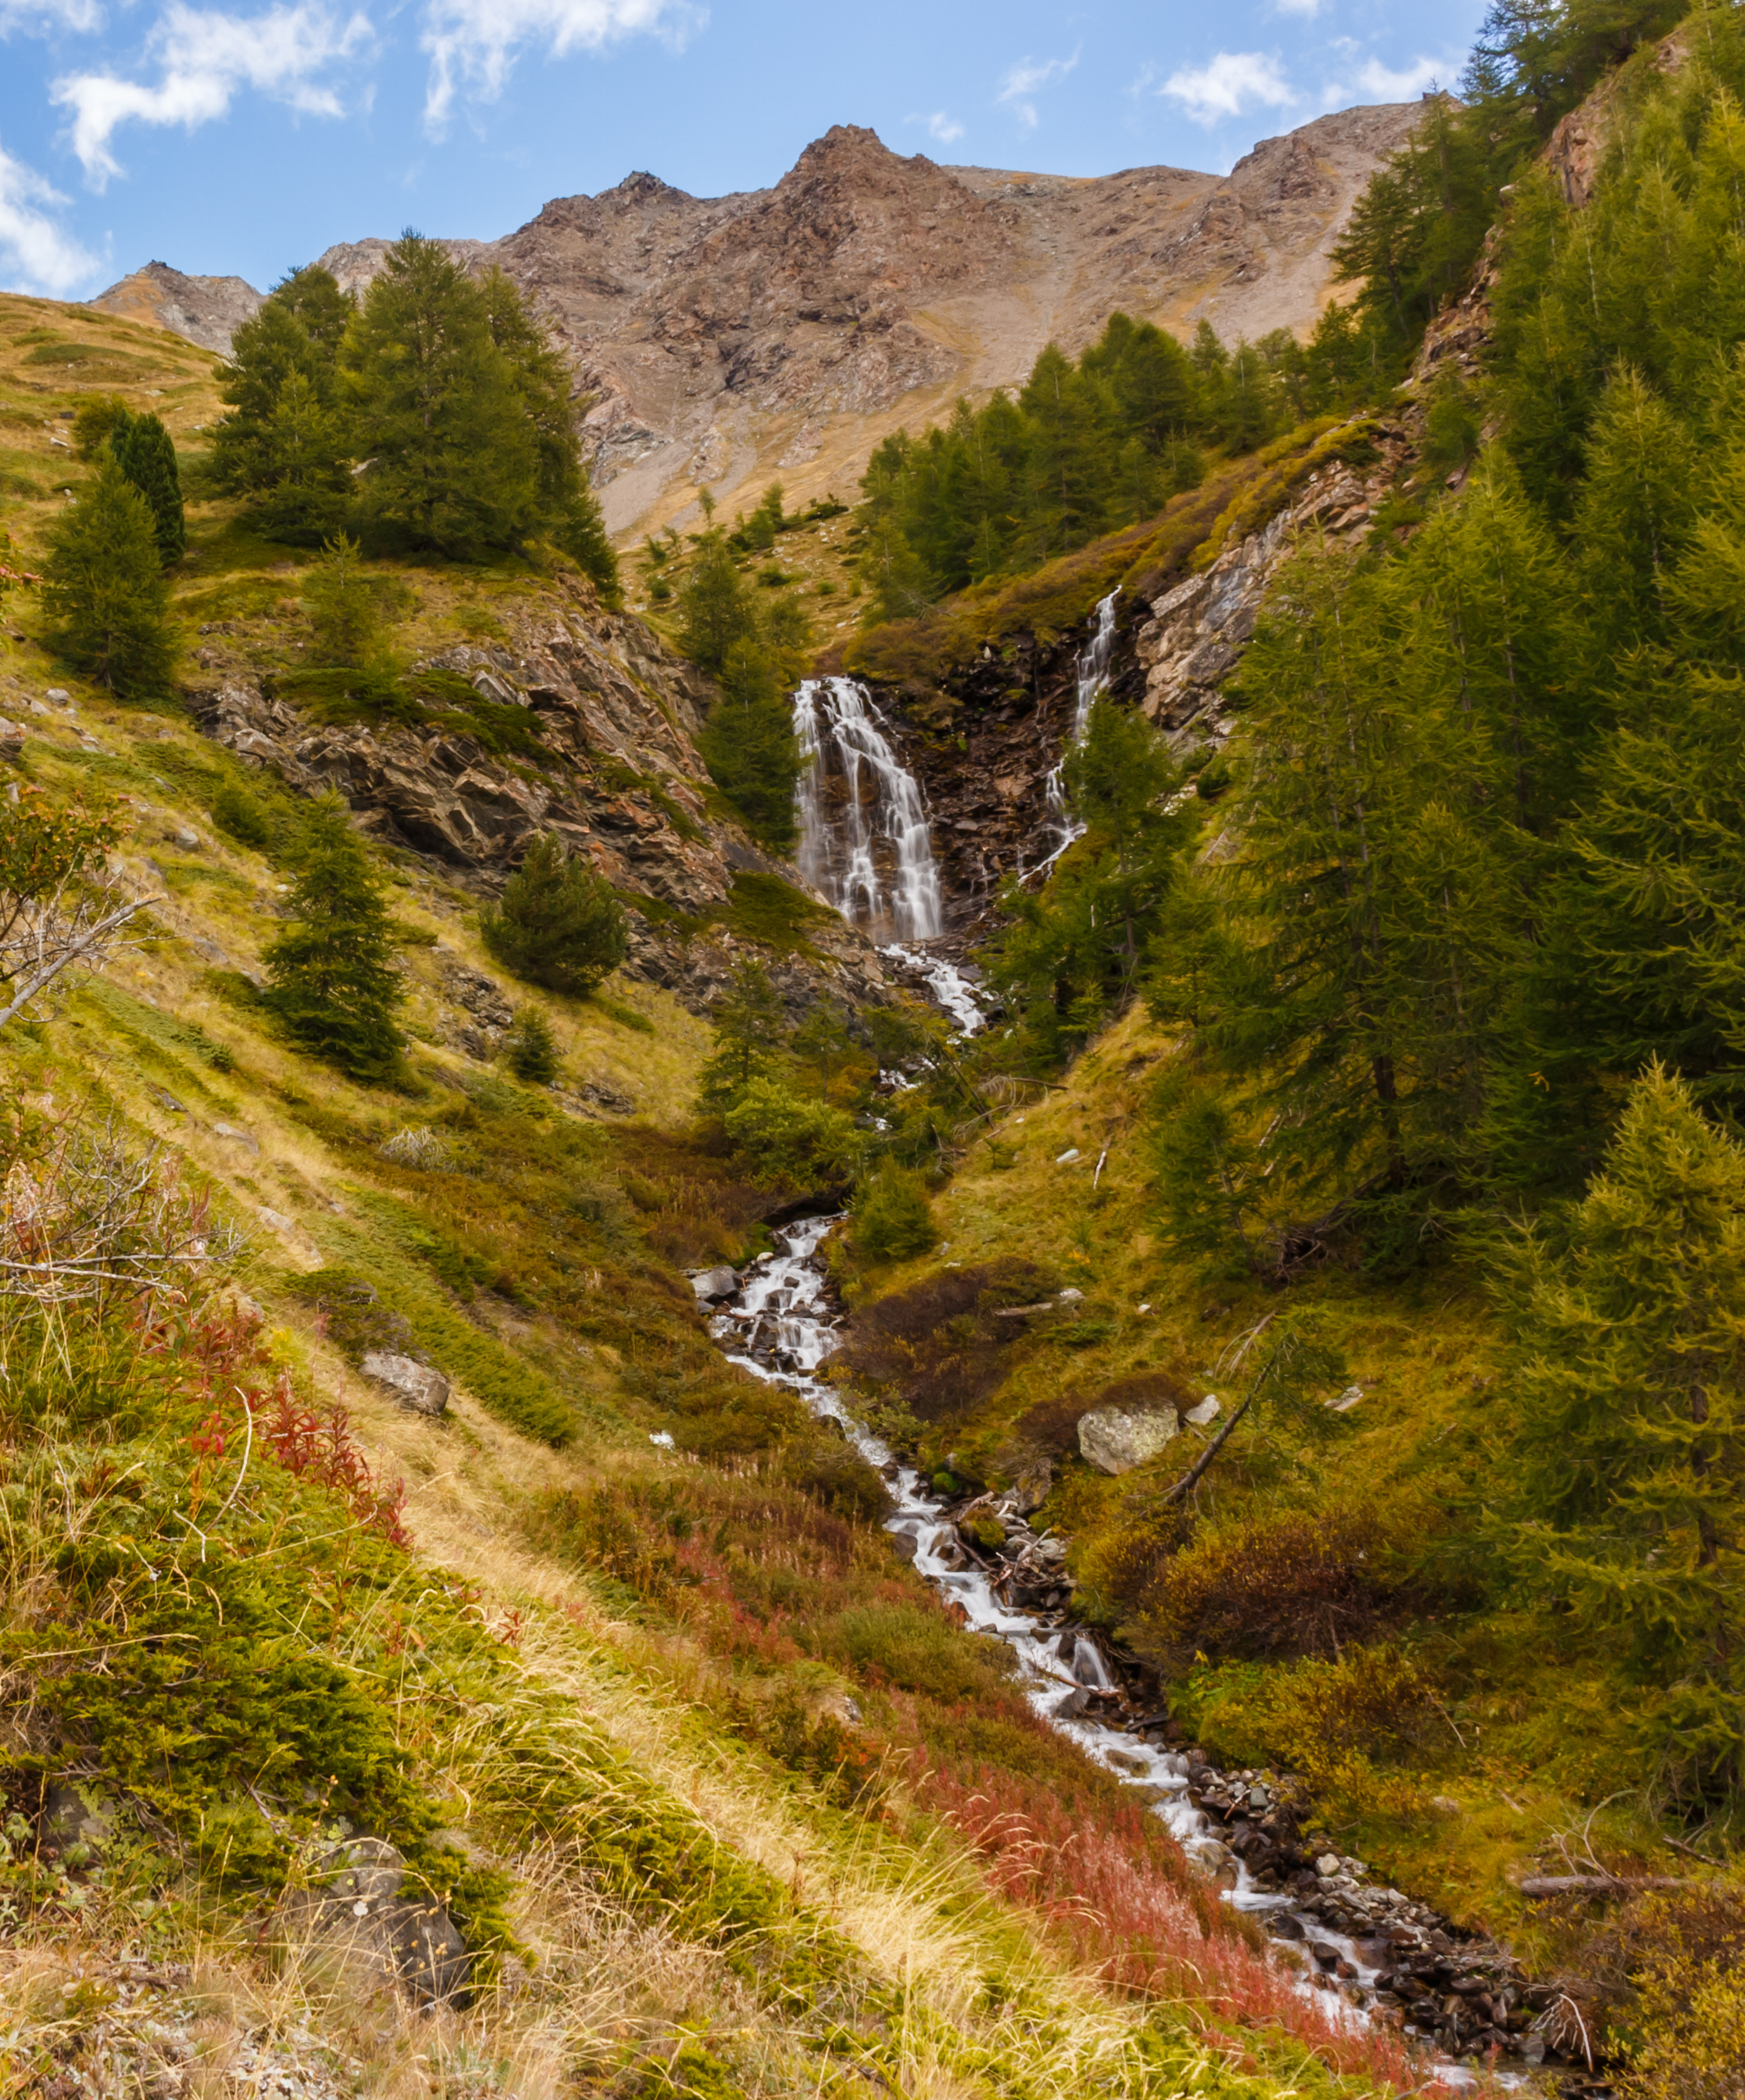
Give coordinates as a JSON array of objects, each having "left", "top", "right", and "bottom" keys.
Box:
[
  {"left": 89, "top": 260, "right": 263, "bottom": 354},
  {"left": 187, "top": 577, "right": 893, "bottom": 1018}
]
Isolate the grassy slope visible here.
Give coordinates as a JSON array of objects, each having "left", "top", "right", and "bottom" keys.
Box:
[
  {"left": 838, "top": 1000, "right": 1693, "bottom": 1983},
  {"left": 0, "top": 293, "right": 1403, "bottom": 2099}
]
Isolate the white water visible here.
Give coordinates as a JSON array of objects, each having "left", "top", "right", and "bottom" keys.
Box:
[
  {"left": 880, "top": 944, "right": 986, "bottom": 1037},
  {"left": 1036, "top": 588, "right": 1120, "bottom": 872},
  {"left": 709, "top": 1216, "right": 1499, "bottom": 2091},
  {"left": 794, "top": 677, "right": 943, "bottom": 942}
]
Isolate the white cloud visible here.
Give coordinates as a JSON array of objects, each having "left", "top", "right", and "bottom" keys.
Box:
[
  {"left": 0, "top": 136, "right": 98, "bottom": 293},
  {"left": 421, "top": 0, "right": 700, "bottom": 132},
  {"left": 1161, "top": 50, "right": 1297, "bottom": 127},
  {"left": 917, "top": 109, "right": 964, "bottom": 145},
  {"left": 996, "top": 46, "right": 1078, "bottom": 131},
  {"left": 54, "top": 2, "right": 372, "bottom": 186},
  {"left": 1273, "top": 0, "right": 1321, "bottom": 15},
  {"left": 1351, "top": 54, "right": 1443, "bottom": 100},
  {"left": 0, "top": 0, "right": 104, "bottom": 33}
]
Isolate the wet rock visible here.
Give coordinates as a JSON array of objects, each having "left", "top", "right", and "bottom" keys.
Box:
[
  {"left": 1077, "top": 1404, "right": 1179, "bottom": 1475},
  {"left": 690, "top": 1266, "right": 741, "bottom": 1302},
  {"left": 361, "top": 1351, "right": 451, "bottom": 1418}
]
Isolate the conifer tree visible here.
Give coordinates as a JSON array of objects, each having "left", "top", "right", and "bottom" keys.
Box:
[
  {"left": 342, "top": 233, "right": 540, "bottom": 554},
  {"left": 480, "top": 833, "right": 626, "bottom": 994},
  {"left": 697, "top": 640, "right": 804, "bottom": 854},
  {"left": 1489, "top": 1062, "right": 1745, "bottom": 1782},
  {"left": 503, "top": 1005, "right": 559, "bottom": 1082},
  {"left": 40, "top": 456, "right": 177, "bottom": 699},
  {"left": 697, "top": 956, "right": 786, "bottom": 1112},
  {"left": 263, "top": 794, "right": 404, "bottom": 1080},
  {"left": 211, "top": 265, "right": 354, "bottom": 539},
  {"left": 111, "top": 411, "right": 186, "bottom": 564}
]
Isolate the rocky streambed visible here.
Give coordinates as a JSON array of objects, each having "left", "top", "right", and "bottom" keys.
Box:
[{"left": 699, "top": 1218, "right": 1610, "bottom": 2092}]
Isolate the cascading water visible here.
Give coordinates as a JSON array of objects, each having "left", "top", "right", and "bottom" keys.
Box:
[
  {"left": 794, "top": 677, "right": 944, "bottom": 943},
  {"left": 1036, "top": 588, "right": 1120, "bottom": 869},
  {"left": 703, "top": 1217, "right": 1517, "bottom": 2091}
]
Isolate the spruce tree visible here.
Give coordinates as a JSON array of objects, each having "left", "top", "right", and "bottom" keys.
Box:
[
  {"left": 1489, "top": 1063, "right": 1745, "bottom": 1783},
  {"left": 342, "top": 233, "right": 540, "bottom": 554},
  {"left": 697, "top": 638, "right": 804, "bottom": 854},
  {"left": 211, "top": 264, "right": 354, "bottom": 541},
  {"left": 698, "top": 956, "right": 786, "bottom": 1112},
  {"left": 111, "top": 412, "right": 186, "bottom": 564},
  {"left": 480, "top": 833, "right": 626, "bottom": 994},
  {"left": 503, "top": 1005, "right": 559, "bottom": 1082},
  {"left": 40, "top": 455, "right": 177, "bottom": 699},
  {"left": 263, "top": 794, "right": 404, "bottom": 1080}
]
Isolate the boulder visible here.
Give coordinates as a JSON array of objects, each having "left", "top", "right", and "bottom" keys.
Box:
[
  {"left": 1077, "top": 1405, "right": 1179, "bottom": 1475},
  {"left": 277, "top": 1836, "right": 470, "bottom": 2006},
  {"left": 38, "top": 1781, "right": 115, "bottom": 1862},
  {"left": 690, "top": 1266, "right": 740, "bottom": 1302},
  {"left": 362, "top": 1350, "right": 451, "bottom": 1418}
]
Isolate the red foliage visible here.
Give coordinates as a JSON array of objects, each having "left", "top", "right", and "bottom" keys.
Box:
[
  {"left": 258, "top": 1376, "right": 411, "bottom": 1548},
  {"left": 919, "top": 1760, "right": 1424, "bottom": 2091}
]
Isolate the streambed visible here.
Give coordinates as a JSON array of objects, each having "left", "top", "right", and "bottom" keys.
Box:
[{"left": 703, "top": 1215, "right": 1566, "bottom": 2091}]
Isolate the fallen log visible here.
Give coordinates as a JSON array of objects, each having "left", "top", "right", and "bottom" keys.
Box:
[{"left": 1519, "top": 1874, "right": 1687, "bottom": 1899}]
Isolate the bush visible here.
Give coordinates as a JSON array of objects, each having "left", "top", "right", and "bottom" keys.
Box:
[
  {"left": 720, "top": 1076, "right": 855, "bottom": 1187},
  {"left": 853, "top": 1164, "right": 937, "bottom": 1263},
  {"left": 212, "top": 779, "right": 272, "bottom": 848},
  {"left": 834, "top": 1260, "right": 1056, "bottom": 1425},
  {"left": 503, "top": 1005, "right": 559, "bottom": 1083},
  {"left": 481, "top": 833, "right": 627, "bottom": 995},
  {"left": 1135, "top": 1506, "right": 1402, "bottom": 1670},
  {"left": 825, "top": 1602, "right": 1014, "bottom": 1704}
]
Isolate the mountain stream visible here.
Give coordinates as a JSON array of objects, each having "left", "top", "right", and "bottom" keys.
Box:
[{"left": 705, "top": 1218, "right": 1547, "bottom": 2089}]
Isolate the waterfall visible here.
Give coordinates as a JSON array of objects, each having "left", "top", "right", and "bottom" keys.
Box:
[
  {"left": 793, "top": 677, "right": 944, "bottom": 942},
  {"left": 1038, "top": 588, "right": 1120, "bottom": 866}
]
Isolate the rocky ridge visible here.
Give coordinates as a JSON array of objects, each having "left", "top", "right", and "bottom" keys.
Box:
[{"left": 92, "top": 105, "right": 1421, "bottom": 544}]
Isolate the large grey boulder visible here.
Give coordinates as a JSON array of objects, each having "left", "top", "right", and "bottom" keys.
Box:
[
  {"left": 277, "top": 1836, "right": 470, "bottom": 2006},
  {"left": 362, "top": 1350, "right": 451, "bottom": 1417},
  {"left": 1077, "top": 1405, "right": 1179, "bottom": 1475},
  {"left": 690, "top": 1266, "right": 740, "bottom": 1303}
]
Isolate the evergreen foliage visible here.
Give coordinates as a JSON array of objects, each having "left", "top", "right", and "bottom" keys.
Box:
[
  {"left": 503, "top": 1005, "right": 559, "bottom": 1084},
  {"left": 697, "top": 957, "right": 786, "bottom": 1114},
  {"left": 1487, "top": 1064, "right": 1745, "bottom": 1793},
  {"left": 676, "top": 522, "right": 810, "bottom": 852},
  {"left": 480, "top": 833, "right": 627, "bottom": 995},
  {"left": 853, "top": 1165, "right": 937, "bottom": 1263},
  {"left": 1144, "top": 4, "right": 1745, "bottom": 1264},
  {"left": 209, "top": 242, "right": 619, "bottom": 591},
  {"left": 111, "top": 410, "right": 186, "bottom": 564},
  {"left": 70, "top": 393, "right": 129, "bottom": 462},
  {"left": 991, "top": 700, "right": 1192, "bottom": 1066},
  {"left": 853, "top": 312, "right": 1378, "bottom": 608},
  {"left": 263, "top": 794, "right": 405, "bottom": 1081},
  {"left": 39, "top": 455, "right": 177, "bottom": 699},
  {"left": 212, "top": 780, "right": 272, "bottom": 849}
]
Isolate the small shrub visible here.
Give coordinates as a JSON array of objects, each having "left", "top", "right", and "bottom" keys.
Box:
[
  {"left": 775, "top": 1435, "right": 888, "bottom": 1521},
  {"left": 212, "top": 779, "right": 271, "bottom": 848},
  {"left": 853, "top": 1165, "right": 937, "bottom": 1263},
  {"left": 481, "top": 834, "right": 627, "bottom": 994},
  {"left": 1136, "top": 1506, "right": 1402, "bottom": 1670},
  {"left": 503, "top": 1005, "right": 558, "bottom": 1084},
  {"left": 826, "top": 1602, "right": 1013, "bottom": 1704},
  {"left": 285, "top": 1267, "right": 417, "bottom": 1365},
  {"left": 720, "top": 1076, "right": 855, "bottom": 1187},
  {"left": 835, "top": 1259, "right": 1056, "bottom": 1425}
]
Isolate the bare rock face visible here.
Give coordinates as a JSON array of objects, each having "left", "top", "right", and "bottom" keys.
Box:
[
  {"left": 88, "top": 260, "right": 263, "bottom": 354},
  {"left": 310, "top": 107, "right": 1422, "bottom": 538},
  {"left": 187, "top": 576, "right": 893, "bottom": 1018}
]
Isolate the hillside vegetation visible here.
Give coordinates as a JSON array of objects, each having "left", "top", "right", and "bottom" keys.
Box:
[
  {"left": 808, "top": 4, "right": 1745, "bottom": 2091},
  {"left": 0, "top": 289, "right": 1439, "bottom": 2099}
]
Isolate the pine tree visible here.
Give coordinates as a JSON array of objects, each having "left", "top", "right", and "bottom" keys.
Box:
[
  {"left": 697, "top": 640, "right": 804, "bottom": 853},
  {"left": 480, "top": 833, "right": 627, "bottom": 994},
  {"left": 263, "top": 794, "right": 404, "bottom": 1080},
  {"left": 697, "top": 956, "right": 786, "bottom": 1112},
  {"left": 211, "top": 265, "right": 354, "bottom": 540},
  {"left": 111, "top": 412, "right": 186, "bottom": 565},
  {"left": 503, "top": 1005, "right": 559, "bottom": 1082},
  {"left": 342, "top": 233, "right": 541, "bottom": 555},
  {"left": 40, "top": 456, "right": 177, "bottom": 699},
  {"left": 1489, "top": 1063, "right": 1745, "bottom": 1785}
]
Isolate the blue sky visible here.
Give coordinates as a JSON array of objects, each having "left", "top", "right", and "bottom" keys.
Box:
[{"left": 0, "top": 0, "right": 1488, "bottom": 300}]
